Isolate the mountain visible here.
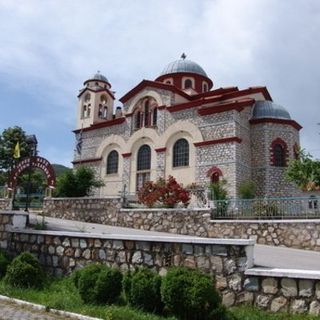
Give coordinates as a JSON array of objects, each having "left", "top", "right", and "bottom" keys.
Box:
[{"left": 52, "top": 164, "right": 70, "bottom": 177}]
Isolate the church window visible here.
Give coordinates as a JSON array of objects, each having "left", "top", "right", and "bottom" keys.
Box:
[
  {"left": 98, "top": 104, "right": 103, "bottom": 118},
  {"left": 184, "top": 79, "right": 193, "bottom": 89},
  {"left": 83, "top": 105, "right": 87, "bottom": 118},
  {"left": 203, "top": 83, "right": 208, "bottom": 92},
  {"left": 274, "top": 144, "right": 285, "bottom": 167},
  {"left": 103, "top": 106, "right": 108, "bottom": 119},
  {"left": 135, "top": 111, "right": 141, "bottom": 129},
  {"left": 106, "top": 150, "right": 119, "bottom": 174},
  {"left": 87, "top": 104, "right": 91, "bottom": 117},
  {"left": 144, "top": 101, "right": 150, "bottom": 127},
  {"left": 152, "top": 108, "right": 157, "bottom": 126},
  {"left": 136, "top": 145, "right": 151, "bottom": 191},
  {"left": 165, "top": 80, "right": 171, "bottom": 84},
  {"left": 173, "top": 138, "right": 189, "bottom": 167},
  {"left": 271, "top": 138, "right": 287, "bottom": 167}
]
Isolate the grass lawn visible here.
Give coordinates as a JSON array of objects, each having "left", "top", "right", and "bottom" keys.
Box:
[{"left": 0, "top": 277, "right": 318, "bottom": 320}]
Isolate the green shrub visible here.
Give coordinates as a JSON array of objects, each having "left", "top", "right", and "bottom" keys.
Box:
[
  {"left": 239, "top": 180, "right": 256, "bottom": 199},
  {"left": 94, "top": 267, "right": 123, "bottom": 304},
  {"left": 161, "top": 267, "right": 226, "bottom": 320},
  {"left": 124, "top": 268, "right": 163, "bottom": 313},
  {"left": 77, "top": 264, "right": 106, "bottom": 303},
  {"left": 4, "top": 252, "right": 45, "bottom": 288},
  {"left": 76, "top": 263, "right": 122, "bottom": 304},
  {"left": 0, "top": 250, "right": 10, "bottom": 278}
]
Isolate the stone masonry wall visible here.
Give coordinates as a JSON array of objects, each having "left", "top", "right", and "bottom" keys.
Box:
[
  {"left": 42, "top": 198, "right": 320, "bottom": 251},
  {"left": 244, "top": 275, "right": 320, "bottom": 315},
  {"left": 43, "top": 197, "right": 122, "bottom": 224},
  {"left": 4, "top": 229, "right": 254, "bottom": 308},
  {"left": 0, "top": 199, "right": 11, "bottom": 210}
]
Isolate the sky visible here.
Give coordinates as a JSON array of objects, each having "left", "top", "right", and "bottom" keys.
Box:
[{"left": 0, "top": 0, "right": 319, "bottom": 167}]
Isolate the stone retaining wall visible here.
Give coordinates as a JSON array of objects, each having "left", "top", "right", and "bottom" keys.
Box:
[
  {"left": 0, "top": 212, "right": 28, "bottom": 249},
  {"left": 43, "top": 198, "right": 320, "bottom": 251},
  {"left": 244, "top": 273, "right": 320, "bottom": 315},
  {"left": 43, "top": 197, "right": 122, "bottom": 224},
  {"left": 3, "top": 228, "right": 254, "bottom": 308},
  {"left": 0, "top": 199, "right": 11, "bottom": 210}
]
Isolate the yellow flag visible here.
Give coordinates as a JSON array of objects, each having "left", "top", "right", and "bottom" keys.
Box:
[{"left": 13, "top": 141, "right": 20, "bottom": 159}]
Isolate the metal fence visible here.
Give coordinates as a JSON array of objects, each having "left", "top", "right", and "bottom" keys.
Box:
[
  {"left": 212, "top": 196, "right": 320, "bottom": 220},
  {"left": 13, "top": 193, "right": 45, "bottom": 209}
]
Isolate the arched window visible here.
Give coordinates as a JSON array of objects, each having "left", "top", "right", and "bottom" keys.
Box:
[
  {"left": 274, "top": 144, "right": 285, "bottom": 167},
  {"left": 136, "top": 145, "right": 151, "bottom": 191},
  {"left": 144, "top": 101, "right": 150, "bottom": 127},
  {"left": 184, "top": 79, "right": 192, "bottom": 89},
  {"left": 137, "top": 145, "right": 151, "bottom": 171},
  {"left": 173, "top": 139, "right": 189, "bottom": 167},
  {"left": 106, "top": 150, "right": 119, "bottom": 174},
  {"left": 135, "top": 111, "right": 141, "bottom": 129},
  {"left": 165, "top": 80, "right": 171, "bottom": 84},
  {"left": 211, "top": 172, "right": 220, "bottom": 184},
  {"left": 83, "top": 105, "right": 87, "bottom": 118},
  {"left": 152, "top": 108, "right": 157, "bottom": 126},
  {"left": 103, "top": 106, "right": 108, "bottom": 118},
  {"left": 87, "top": 104, "right": 91, "bottom": 117},
  {"left": 271, "top": 138, "right": 287, "bottom": 167},
  {"left": 203, "top": 83, "right": 208, "bottom": 92},
  {"left": 98, "top": 104, "right": 103, "bottom": 118}
]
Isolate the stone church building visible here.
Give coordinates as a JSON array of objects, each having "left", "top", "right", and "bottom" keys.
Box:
[{"left": 73, "top": 56, "right": 302, "bottom": 198}]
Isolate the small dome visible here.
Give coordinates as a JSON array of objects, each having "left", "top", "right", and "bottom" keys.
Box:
[
  {"left": 85, "top": 71, "right": 109, "bottom": 84},
  {"left": 252, "top": 100, "right": 291, "bottom": 120},
  {"left": 160, "top": 58, "right": 208, "bottom": 77}
]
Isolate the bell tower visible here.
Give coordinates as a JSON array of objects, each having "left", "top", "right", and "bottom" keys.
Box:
[{"left": 76, "top": 71, "right": 115, "bottom": 130}]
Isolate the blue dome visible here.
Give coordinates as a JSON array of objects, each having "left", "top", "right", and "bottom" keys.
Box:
[
  {"left": 86, "top": 72, "right": 109, "bottom": 83},
  {"left": 252, "top": 100, "right": 291, "bottom": 120},
  {"left": 160, "top": 59, "right": 208, "bottom": 77}
]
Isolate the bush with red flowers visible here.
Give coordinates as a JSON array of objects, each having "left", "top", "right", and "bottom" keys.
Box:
[{"left": 138, "top": 176, "right": 190, "bottom": 208}]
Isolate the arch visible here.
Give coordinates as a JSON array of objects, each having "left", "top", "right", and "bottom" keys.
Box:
[
  {"left": 161, "top": 121, "right": 203, "bottom": 147},
  {"left": 126, "top": 128, "right": 160, "bottom": 152},
  {"left": 96, "top": 135, "right": 126, "bottom": 158},
  {"left": 8, "top": 156, "right": 56, "bottom": 190},
  {"left": 137, "top": 145, "right": 151, "bottom": 171},
  {"left": 127, "top": 90, "right": 163, "bottom": 114},
  {"left": 106, "top": 150, "right": 119, "bottom": 174},
  {"left": 207, "top": 166, "right": 223, "bottom": 183},
  {"left": 173, "top": 138, "right": 189, "bottom": 167},
  {"left": 270, "top": 138, "right": 288, "bottom": 167}
]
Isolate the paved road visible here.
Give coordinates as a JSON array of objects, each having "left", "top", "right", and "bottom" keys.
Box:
[
  {"left": 0, "top": 300, "right": 68, "bottom": 320},
  {"left": 30, "top": 213, "right": 320, "bottom": 271}
]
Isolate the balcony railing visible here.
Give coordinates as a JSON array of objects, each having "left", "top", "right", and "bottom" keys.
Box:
[{"left": 211, "top": 196, "right": 320, "bottom": 220}]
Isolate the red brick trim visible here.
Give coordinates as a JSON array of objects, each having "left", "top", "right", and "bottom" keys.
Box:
[
  {"left": 190, "top": 87, "right": 239, "bottom": 100},
  {"left": 206, "top": 166, "right": 223, "bottom": 177},
  {"left": 270, "top": 138, "right": 289, "bottom": 167},
  {"left": 73, "top": 117, "right": 126, "bottom": 133},
  {"left": 122, "top": 152, "right": 132, "bottom": 158},
  {"left": 72, "top": 157, "right": 102, "bottom": 165},
  {"left": 194, "top": 137, "right": 242, "bottom": 147},
  {"left": 249, "top": 118, "right": 302, "bottom": 131},
  {"left": 155, "top": 147, "right": 166, "bottom": 153},
  {"left": 198, "top": 98, "right": 255, "bottom": 116}
]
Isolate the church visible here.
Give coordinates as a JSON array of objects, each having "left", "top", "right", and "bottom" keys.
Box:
[{"left": 73, "top": 55, "right": 302, "bottom": 198}]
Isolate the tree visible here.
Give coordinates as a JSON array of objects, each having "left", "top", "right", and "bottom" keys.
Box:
[
  {"left": 0, "top": 126, "right": 30, "bottom": 172},
  {"left": 286, "top": 150, "right": 320, "bottom": 191},
  {"left": 54, "top": 166, "right": 104, "bottom": 197}
]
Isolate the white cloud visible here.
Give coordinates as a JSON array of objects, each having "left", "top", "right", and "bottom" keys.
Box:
[{"left": 0, "top": 0, "right": 320, "bottom": 161}]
